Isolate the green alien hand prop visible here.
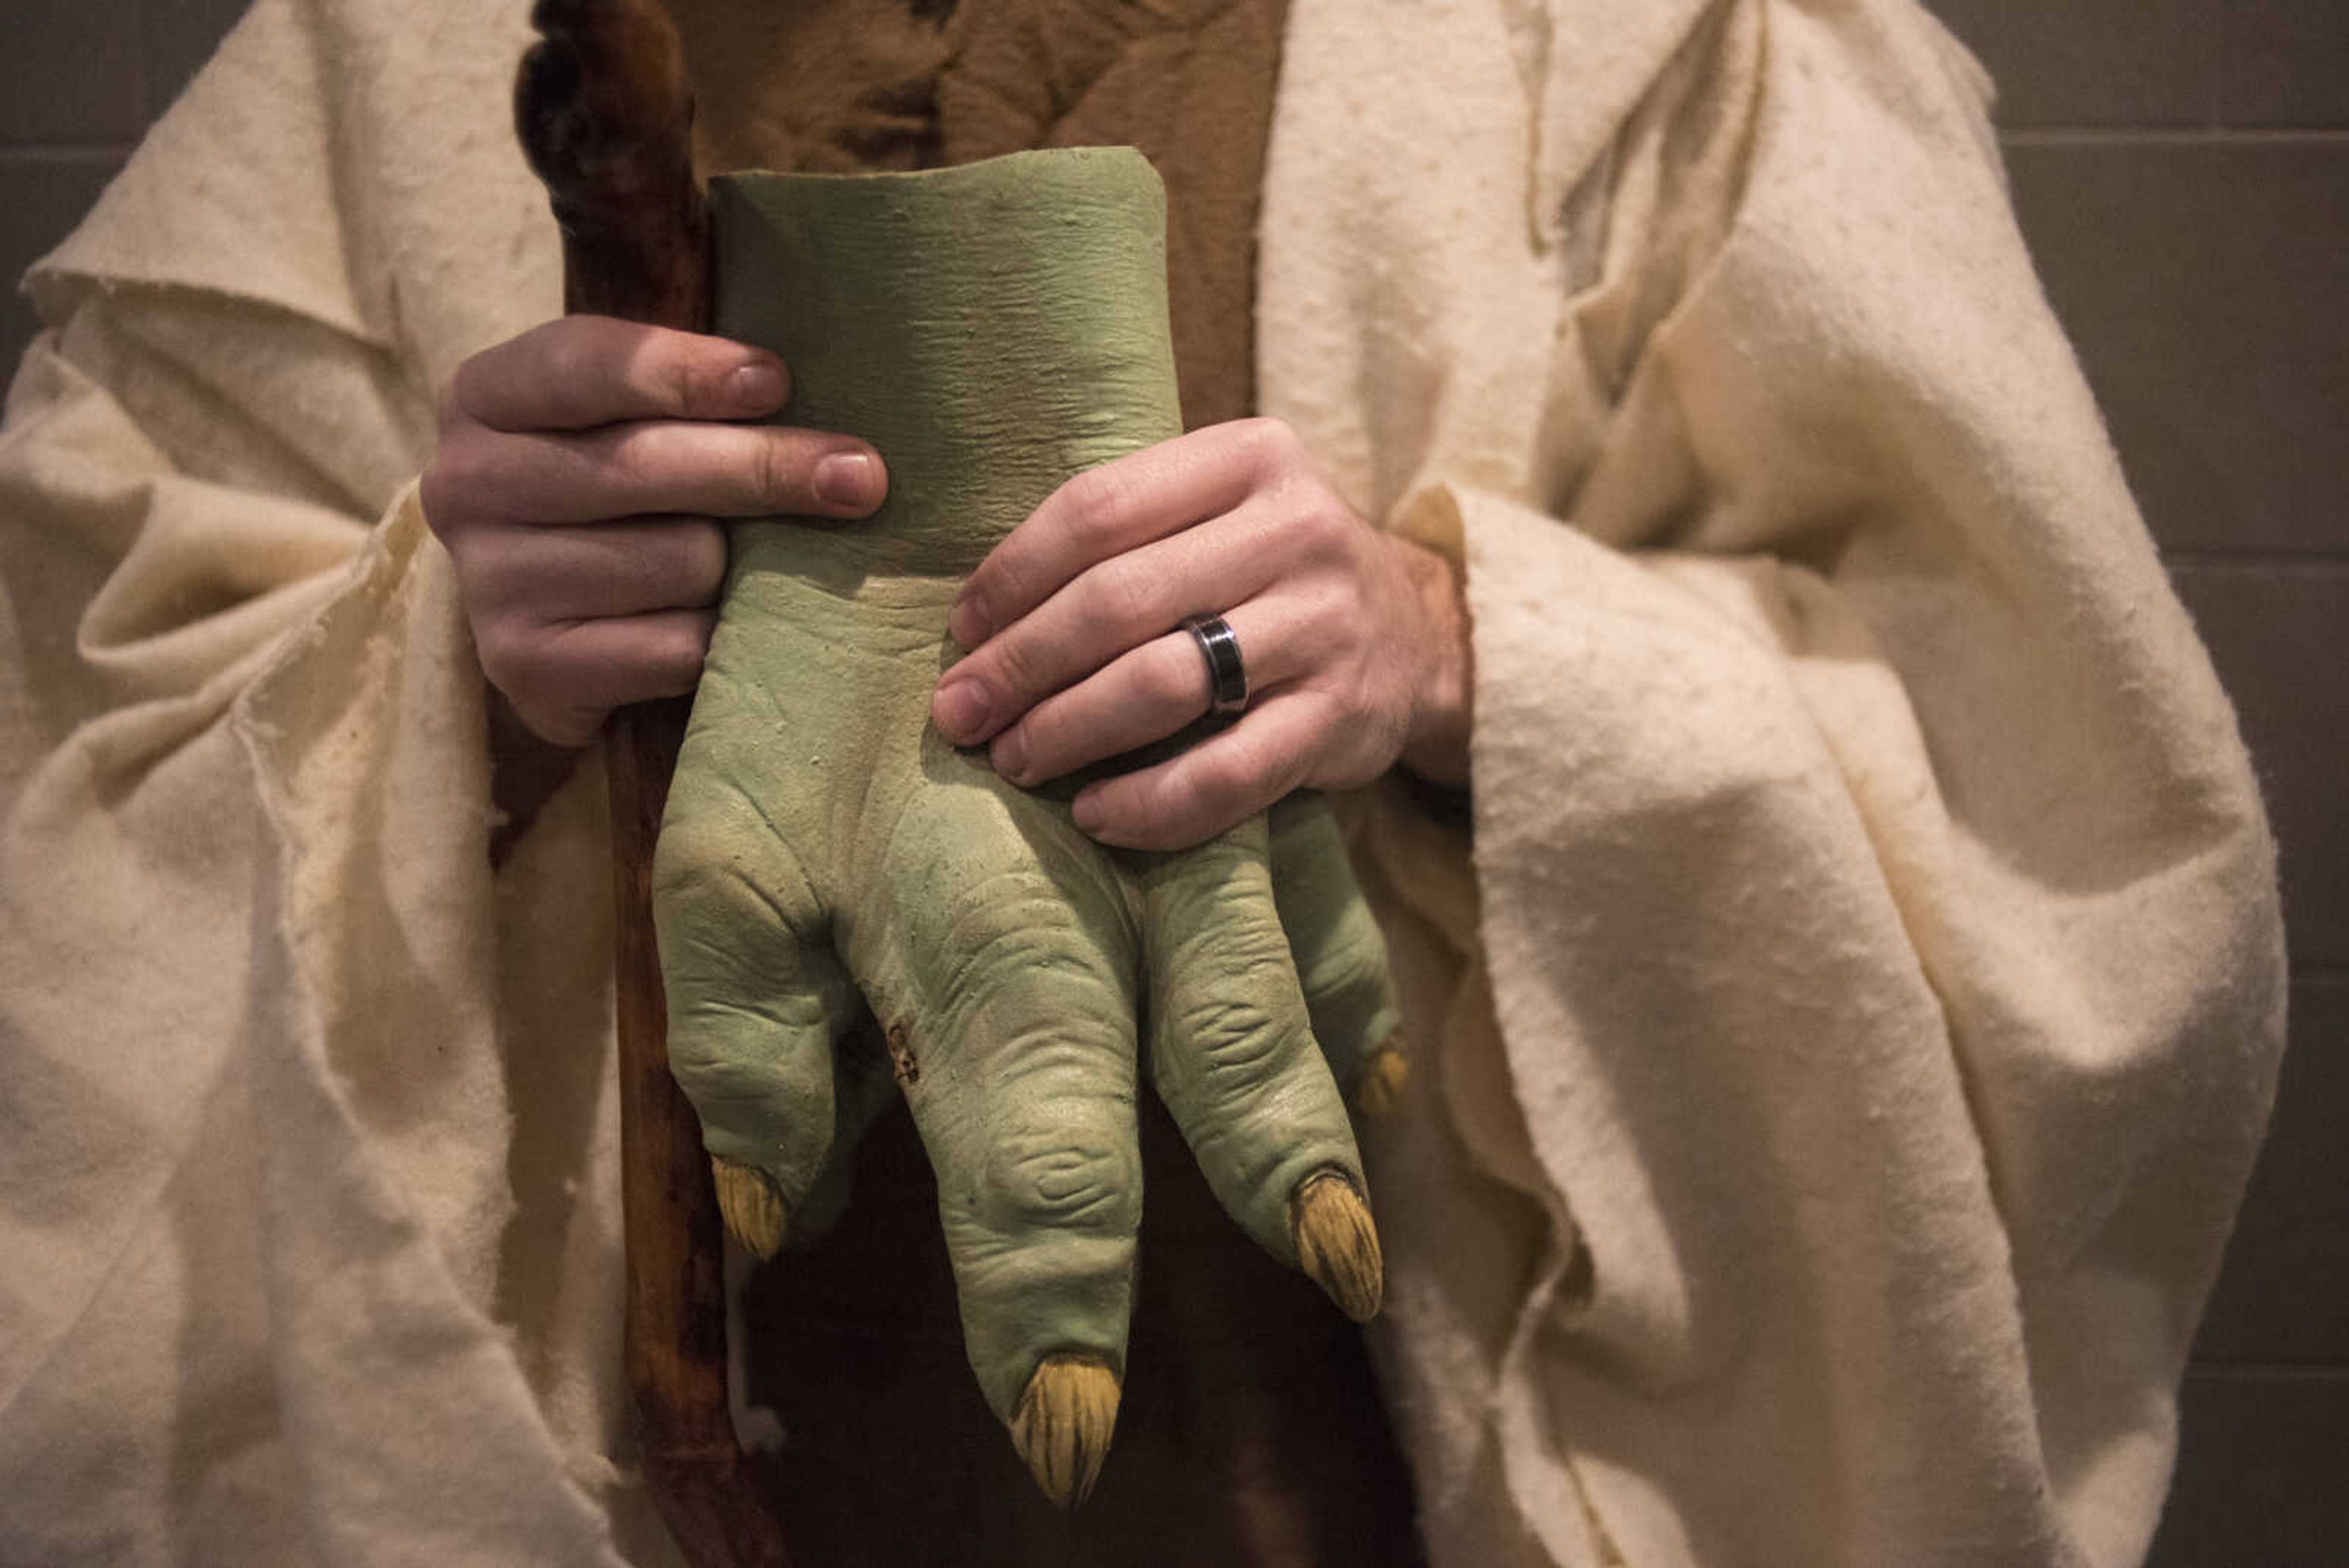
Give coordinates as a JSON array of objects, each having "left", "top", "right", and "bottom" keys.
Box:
[{"left": 653, "top": 149, "right": 1402, "bottom": 1507}]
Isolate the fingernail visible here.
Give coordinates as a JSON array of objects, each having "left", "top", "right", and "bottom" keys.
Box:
[
  {"left": 711, "top": 1157, "right": 789, "bottom": 1261},
  {"left": 948, "top": 595, "right": 990, "bottom": 647},
  {"left": 1011, "top": 1357, "right": 1121, "bottom": 1510},
  {"left": 990, "top": 727, "right": 1030, "bottom": 783},
  {"left": 1291, "top": 1169, "right": 1384, "bottom": 1321},
  {"left": 932, "top": 678, "right": 990, "bottom": 742},
  {"left": 1071, "top": 790, "right": 1105, "bottom": 834},
  {"left": 814, "top": 451, "right": 877, "bottom": 508},
  {"left": 1353, "top": 1036, "right": 1411, "bottom": 1117},
  {"left": 729, "top": 360, "right": 787, "bottom": 409}
]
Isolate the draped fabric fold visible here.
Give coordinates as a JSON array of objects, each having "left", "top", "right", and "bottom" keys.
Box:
[
  {"left": 1259, "top": 1, "right": 2285, "bottom": 1563},
  {"left": 1, "top": 3, "right": 660, "bottom": 1560}
]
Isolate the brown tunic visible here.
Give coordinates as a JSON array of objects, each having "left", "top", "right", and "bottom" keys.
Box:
[
  {"left": 665, "top": 0, "right": 1281, "bottom": 428},
  {"left": 652, "top": 2, "right": 1425, "bottom": 1562}
]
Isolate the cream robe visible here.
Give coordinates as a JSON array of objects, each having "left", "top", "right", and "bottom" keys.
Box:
[
  {"left": 0, "top": 0, "right": 2282, "bottom": 1562},
  {"left": 1261, "top": 2, "right": 2285, "bottom": 1564}
]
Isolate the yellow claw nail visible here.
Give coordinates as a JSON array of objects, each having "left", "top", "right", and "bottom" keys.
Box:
[
  {"left": 1291, "top": 1169, "right": 1384, "bottom": 1322},
  {"left": 1010, "top": 1355, "right": 1121, "bottom": 1510},
  {"left": 711, "top": 1157, "right": 789, "bottom": 1261},
  {"left": 1353, "top": 1037, "right": 1411, "bottom": 1117}
]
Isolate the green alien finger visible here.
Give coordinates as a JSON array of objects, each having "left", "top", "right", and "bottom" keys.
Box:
[{"left": 1267, "top": 790, "right": 1409, "bottom": 1113}]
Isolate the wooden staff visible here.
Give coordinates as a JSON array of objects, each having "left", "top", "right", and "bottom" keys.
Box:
[{"left": 514, "top": 4, "right": 792, "bottom": 1563}]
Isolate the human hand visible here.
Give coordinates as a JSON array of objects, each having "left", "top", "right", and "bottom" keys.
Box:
[
  {"left": 418, "top": 314, "right": 887, "bottom": 746},
  {"left": 929, "top": 418, "right": 1471, "bottom": 851}
]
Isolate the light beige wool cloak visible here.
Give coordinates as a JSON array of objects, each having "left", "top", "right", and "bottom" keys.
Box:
[{"left": 0, "top": 0, "right": 2284, "bottom": 1564}]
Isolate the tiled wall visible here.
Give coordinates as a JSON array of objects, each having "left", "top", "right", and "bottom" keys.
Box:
[
  {"left": 0, "top": 0, "right": 251, "bottom": 370},
  {"left": 4, "top": 0, "right": 2342, "bottom": 1558}
]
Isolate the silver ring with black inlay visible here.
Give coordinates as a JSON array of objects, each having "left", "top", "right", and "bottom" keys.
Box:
[{"left": 1182, "top": 613, "right": 1249, "bottom": 721}]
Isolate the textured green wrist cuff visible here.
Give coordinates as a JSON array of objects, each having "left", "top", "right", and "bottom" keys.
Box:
[{"left": 710, "top": 147, "right": 1185, "bottom": 579}]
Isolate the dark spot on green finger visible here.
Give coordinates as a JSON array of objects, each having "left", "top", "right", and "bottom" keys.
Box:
[{"left": 886, "top": 1020, "right": 919, "bottom": 1086}]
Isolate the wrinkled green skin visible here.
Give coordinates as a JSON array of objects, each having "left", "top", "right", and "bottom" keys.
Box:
[{"left": 653, "top": 150, "right": 1398, "bottom": 1427}]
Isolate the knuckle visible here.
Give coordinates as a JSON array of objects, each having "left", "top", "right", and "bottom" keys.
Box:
[
  {"left": 989, "top": 550, "right": 1052, "bottom": 623},
  {"left": 653, "top": 614, "right": 715, "bottom": 686},
  {"left": 653, "top": 853, "right": 759, "bottom": 960},
  {"left": 1307, "top": 920, "right": 1392, "bottom": 1002},
  {"left": 418, "top": 439, "right": 499, "bottom": 536},
  {"left": 907, "top": 860, "right": 1123, "bottom": 1008},
  {"left": 964, "top": 562, "right": 1022, "bottom": 631},
  {"left": 1318, "top": 666, "right": 1368, "bottom": 732},
  {"left": 1292, "top": 499, "right": 1357, "bottom": 562},
  {"left": 1245, "top": 734, "right": 1310, "bottom": 808},
  {"left": 595, "top": 526, "right": 659, "bottom": 589},
  {"left": 662, "top": 1027, "right": 824, "bottom": 1163},
  {"left": 1178, "top": 995, "right": 1289, "bottom": 1080},
  {"left": 448, "top": 529, "right": 518, "bottom": 611},
  {"left": 650, "top": 787, "right": 804, "bottom": 934},
  {"left": 1230, "top": 415, "right": 1303, "bottom": 477},
  {"left": 583, "top": 614, "right": 711, "bottom": 708},
  {"left": 649, "top": 809, "right": 721, "bottom": 902},
  {"left": 1192, "top": 743, "right": 1265, "bottom": 804},
  {"left": 1019, "top": 699, "right": 1089, "bottom": 774},
  {"left": 956, "top": 568, "right": 1000, "bottom": 626},
  {"left": 1002, "top": 705, "right": 1055, "bottom": 764},
  {"left": 930, "top": 872, "right": 1089, "bottom": 979},
  {"left": 1301, "top": 676, "right": 1368, "bottom": 742},
  {"left": 980, "top": 1120, "right": 1140, "bottom": 1236},
  {"left": 1353, "top": 666, "right": 1408, "bottom": 738},
  {"left": 1170, "top": 923, "right": 1303, "bottom": 1077},
  {"left": 658, "top": 336, "right": 737, "bottom": 420},
  {"left": 1085, "top": 558, "right": 1157, "bottom": 639},
  {"left": 435, "top": 368, "right": 468, "bottom": 431},
  {"left": 1148, "top": 766, "right": 1215, "bottom": 831},
  {"left": 1230, "top": 415, "right": 1286, "bottom": 460},
  {"left": 1146, "top": 642, "right": 1206, "bottom": 709},
  {"left": 540, "top": 323, "right": 596, "bottom": 396},
  {"left": 603, "top": 422, "right": 662, "bottom": 491},
  {"left": 554, "top": 712, "right": 604, "bottom": 748},
  {"left": 609, "top": 425, "right": 701, "bottom": 513},
  {"left": 470, "top": 615, "right": 540, "bottom": 699},
  {"left": 663, "top": 1022, "right": 765, "bottom": 1103},
  {"left": 752, "top": 433, "right": 804, "bottom": 512},
  {"left": 417, "top": 461, "right": 458, "bottom": 537},
  {"left": 676, "top": 519, "right": 729, "bottom": 601},
  {"left": 1297, "top": 586, "right": 1362, "bottom": 663},
  {"left": 518, "top": 704, "right": 597, "bottom": 749},
  {"left": 1060, "top": 464, "right": 1138, "bottom": 548},
  {"left": 1127, "top": 648, "right": 1184, "bottom": 710},
  {"left": 988, "top": 632, "right": 1050, "bottom": 700},
  {"left": 661, "top": 344, "right": 707, "bottom": 418}
]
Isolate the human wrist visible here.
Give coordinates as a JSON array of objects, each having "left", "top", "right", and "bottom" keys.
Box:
[{"left": 1392, "top": 535, "right": 1471, "bottom": 787}]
